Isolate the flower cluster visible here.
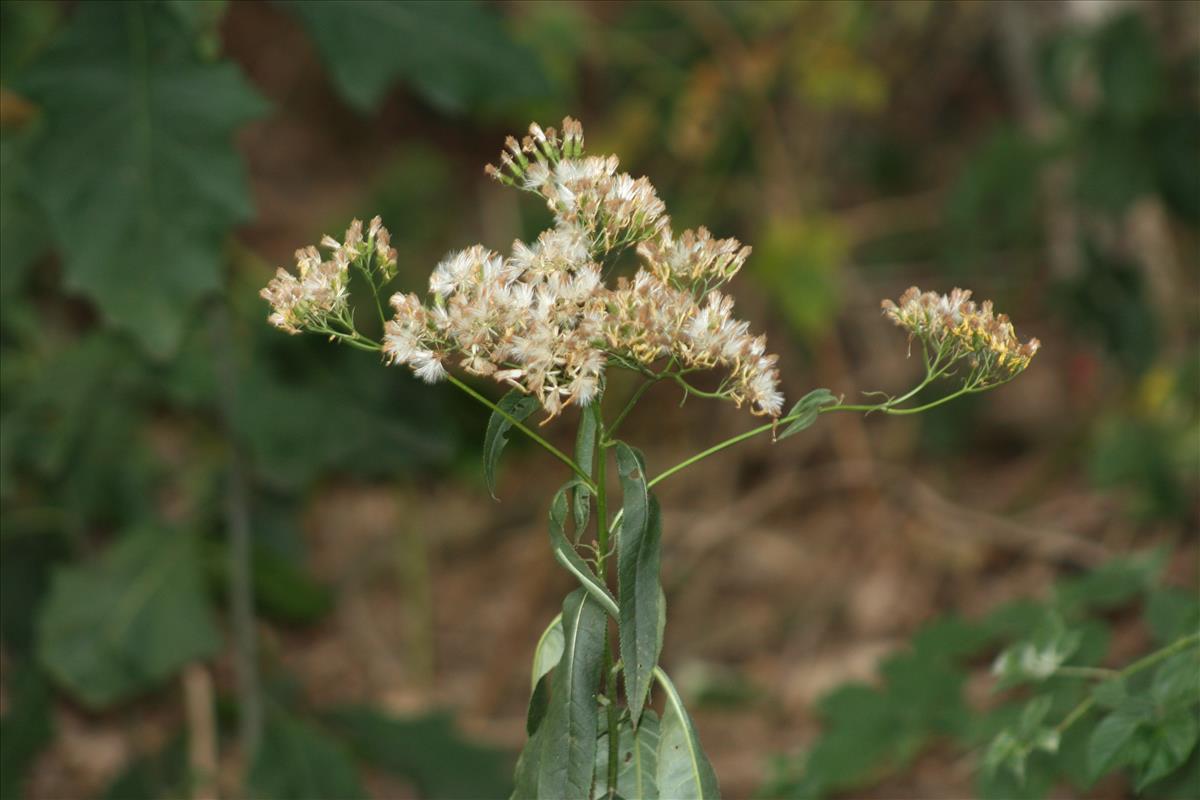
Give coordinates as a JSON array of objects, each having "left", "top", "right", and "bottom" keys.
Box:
[
  {"left": 488, "top": 119, "right": 668, "bottom": 254},
  {"left": 261, "top": 217, "right": 397, "bottom": 334},
  {"left": 881, "top": 286, "right": 1040, "bottom": 381},
  {"left": 377, "top": 117, "right": 784, "bottom": 418}
]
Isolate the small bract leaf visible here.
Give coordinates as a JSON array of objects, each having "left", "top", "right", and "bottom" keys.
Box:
[
  {"left": 778, "top": 388, "right": 836, "bottom": 440},
  {"left": 483, "top": 389, "right": 539, "bottom": 499}
]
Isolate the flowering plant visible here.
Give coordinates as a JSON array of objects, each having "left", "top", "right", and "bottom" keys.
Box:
[{"left": 261, "top": 118, "right": 1041, "bottom": 799}]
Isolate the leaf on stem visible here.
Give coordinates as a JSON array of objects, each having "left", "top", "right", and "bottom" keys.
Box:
[
  {"left": 483, "top": 389, "right": 539, "bottom": 499},
  {"left": 548, "top": 481, "right": 618, "bottom": 618},
  {"left": 777, "top": 389, "right": 836, "bottom": 440},
  {"left": 594, "top": 711, "right": 661, "bottom": 800},
  {"left": 655, "top": 667, "right": 720, "bottom": 799},
  {"left": 527, "top": 614, "right": 564, "bottom": 737},
  {"left": 528, "top": 589, "right": 608, "bottom": 800},
  {"left": 615, "top": 442, "right": 662, "bottom": 727}
]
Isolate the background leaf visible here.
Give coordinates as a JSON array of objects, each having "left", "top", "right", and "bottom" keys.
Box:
[
  {"left": 281, "top": 0, "right": 554, "bottom": 114},
  {"left": 36, "top": 526, "right": 221, "bottom": 708},
  {"left": 249, "top": 714, "right": 366, "bottom": 800},
  {"left": 16, "top": 1, "right": 267, "bottom": 357},
  {"left": 328, "top": 706, "right": 513, "bottom": 800}
]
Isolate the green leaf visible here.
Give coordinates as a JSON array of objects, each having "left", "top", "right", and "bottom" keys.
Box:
[
  {"left": 778, "top": 388, "right": 836, "bottom": 440},
  {"left": 101, "top": 735, "right": 187, "bottom": 800},
  {"left": 615, "top": 442, "right": 662, "bottom": 727},
  {"left": 531, "top": 589, "right": 608, "bottom": 800},
  {"left": 17, "top": 2, "right": 268, "bottom": 357},
  {"left": 1146, "top": 588, "right": 1200, "bottom": 645},
  {"left": 1089, "top": 708, "right": 1149, "bottom": 781},
  {"left": 328, "top": 706, "right": 513, "bottom": 800},
  {"left": 548, "top": 481, "right": 618, "bottom": 618},
  {"left": 527, "top": 613, "right": 564, "bottom": 737},
  {"left": 1136, "top": 712, "right": 1200, "bottom": 791},
  {"left": 0, "top": 663, "right": 54, "bottom": 800},
  {"left": 531, "top": 614, "right": 566, "bottom": 693},
  {"left": 281, "top": 0, "right": 554, "bottom": 114},
  {"left": 0, "top": 132, "right": 50, "bottom": 301},
  {"left": 483, "top": 389, "right": 540, "bottom": 500},
  {"left": 573, "top": 407, "right": 598, "bottom": 538},
  {"left": 249, "top": 714, "right": 366, "bottom": 800},
  {"left": 1053, "top": 548, "right": 1164, "bottom": 615},
  {"left": 1152, "top": 650, "right": 1200, "bottom": 708},
  {"left": 36, "top": 527, "right": 222, "bottom": 708},
  {"left": 654, "top": 667, "right": 720, "bottom": 800},
  {"left": 1093, "top": 678, "right": 1130, "bottom": 710},
  {"left": 594, "top": 711, "right": 661, "bottom": 800}
]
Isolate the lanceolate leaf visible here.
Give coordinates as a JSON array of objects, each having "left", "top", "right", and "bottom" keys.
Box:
[
  {"left": 527, "top": 614, "right": 564, "bottom": 737},
  {"left": 36, "top": 527, "right": 222, "bottom": 708},
  {"left": 17, "top": 2, "right": 267, "bottom": 358},
  {"left": 655, "top": 667, "right": 720, "bottom": 799},
  {"left": 531, "top": 589, "right": 608, "bottom": 800},
  {"left": 778, "top": 388, "right": 836, "bottom": 440},
  {"left": 594, "top": 711, "right": 661, "bottom": 800},
  {"left": 531, "top": 614, "right": 566, "bottom": 693},
  {"left": 549, "top": 481, "right": 618, "bottom": 618},
  {"left": 573, "top": 407, "right": 598, "bottom": 539},
  {"left": 483, "top": 389, "right": 540, "bottom": 499},
  {"left": 615, "top": 441, "right": 662, "bottom": 727}
]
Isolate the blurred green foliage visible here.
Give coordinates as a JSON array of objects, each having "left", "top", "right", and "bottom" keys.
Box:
[{"left": 763, "top": 551, "right": 1200, "bottom": 800}]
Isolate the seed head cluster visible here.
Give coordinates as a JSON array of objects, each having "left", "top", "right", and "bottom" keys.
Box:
[
  {"left": 382, "top": 117, "right": 784, "bottom": 418},
  {"left": 261, "top": 217, "right": 396, "bottom": 334},
  {"left": 262, "top": 121, "right": 1039, "bottom": 422},
  {"left": 881, "top": 286, "right": 1041, "bottom": 382}
]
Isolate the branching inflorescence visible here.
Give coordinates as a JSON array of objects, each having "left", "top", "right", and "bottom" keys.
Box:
[{"left": 259, "top": 117, "right": 1042, "bottom": 800}]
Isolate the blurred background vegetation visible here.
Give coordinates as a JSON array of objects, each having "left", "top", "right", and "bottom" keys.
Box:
[{"left": 0, "top": 1, "right": 1196, "bottom": 798}]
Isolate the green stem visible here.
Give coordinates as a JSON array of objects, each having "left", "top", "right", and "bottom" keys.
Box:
[
  {"left": 605, "top": 378, "right": 655, "bottom": 441},
  {"left": 445, "top": 373, "right": 597, "bottom": 492},
  {"left": 646, "top": 385, "right": 976, "bottom": 488},
  {"left": 671, "top": 373, "right": 728, "bottom": 402},
  {"left": 592, "top": 403, "right": 621, "bottom": 798},
  {"left": 1055, "top": 633, "right": 1200, "bottom": 735},
  {"left": 1054, "top": 666, "right": 1120, "bottom": 680}
]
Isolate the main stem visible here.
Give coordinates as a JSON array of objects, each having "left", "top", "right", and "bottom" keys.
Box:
[{"left": 591, "top": 402, "right": 621, "bottom": 797}]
